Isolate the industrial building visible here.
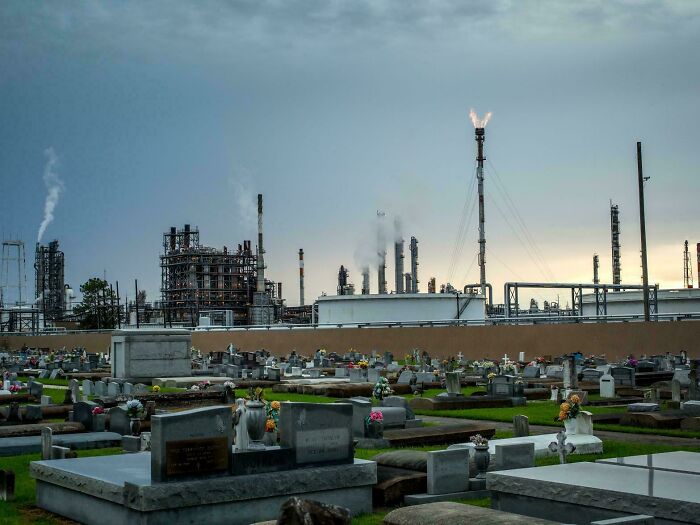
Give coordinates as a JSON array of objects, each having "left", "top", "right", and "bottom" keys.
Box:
[
  {"left": 160, "top": 194, "right": 283, "bottom": 326},
  {"left": 35, "top": 240, "right": 66, "bottom": 320}
]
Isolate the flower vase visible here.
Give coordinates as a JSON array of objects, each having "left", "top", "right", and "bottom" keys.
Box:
[
  {"left": 564, "top": 418, "right": 577, "bottom": 435},
  {"left": 473, "top": 445, "right": 490, "bottom": 479},
  {"left": 245, "top": 400, "right": 266, "bottom": 448},
  {"left": 129, "top": 418, "right": 141, "bottom": 436},
  {"left": 365, "top": 420, "right": 383, "bottom": 439}
]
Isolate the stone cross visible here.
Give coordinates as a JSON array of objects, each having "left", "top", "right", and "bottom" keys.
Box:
[
  {"left": 502, "top": 354, "right": 509, "bottom": 365},
  {"left": 548, "top": 431, "right": 575, "bottom": 464}
]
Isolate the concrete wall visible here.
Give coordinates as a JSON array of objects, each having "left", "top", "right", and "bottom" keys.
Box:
[{"left": 2, "top": 321, "right": 699, "bottom": 361}]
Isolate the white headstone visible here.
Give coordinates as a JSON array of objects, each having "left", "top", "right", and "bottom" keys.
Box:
[
  {"left": 599, "top": 374, "right": 615, "bottom": 398},
  {"left": 518, "top": 351, "right": 525, "bottom": 362}
]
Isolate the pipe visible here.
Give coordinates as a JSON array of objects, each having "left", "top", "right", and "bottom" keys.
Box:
[
  {"left": 463, "top": 282, "right": 493, "bottom": 306},
  {"left": 394, "top": 239, "right": 404, "bottom": 293},
  {"left": 410, "top": 236, "right": 419, "bottom": 293},
  {"left": 256, "top": 194, "right": 265, "bottom": 294}
]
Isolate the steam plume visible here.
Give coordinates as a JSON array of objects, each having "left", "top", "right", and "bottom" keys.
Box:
[
  {"left": 469, "top": 108, "right": 492, "bottom": 128},
  {"left": 37, "top": 148, "right": 64, "bottom": 243}
]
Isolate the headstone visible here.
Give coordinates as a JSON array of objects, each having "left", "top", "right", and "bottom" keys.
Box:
[
  {"left": 576, "top": 411, "right": 594, "bottom": 435},
  {"left": 495, "top": 443, "right": 535, "bottom": 470},
  {"left": 279, "top": 402, "right": 353, "bottom": 466},
  {"left": 523, "top": 366, "right": 540, "bottom": 379},
  {"left": 513, "top": 415, "right": 529, "bottom": 437},
  {"left": 134, "top": 383, "right": 149, "bottom": 394},
  {"left": 544, "top": 365, "right": 563, "bottom": 379},
  {"left": 28, "top": 381, "right": 44, "bottom": 398},
  {"left": 599, "top": 374, "right": 615, "bottom": 398},
  {"left": 51, "top": 445, "right": 71, "bottom": 459},
  {"left": 0, "top": 469, "right": 15, "bottom": 501},
  {"left": 107, "top": 382, "right": 120, "bottom": 397},
  {"left": 123, "top": 382, "right": 133, "bottom": 396},
  {"left": 382, "top": 395, "right": 415, "bottom": 419},
  {"left": 73, "top": 401, "right": 99, "bottom": 431},
  {"left": 291, "top": 367, "right": 302, "bottom": 378},
  {"left": 672, "top": 369, "right": 691, "bottom": 387},
  {"left": 548, "top": 431, "right": 575, "bottom": 464},
  {"left": 108, "top": 406, "right": 131, "bottom": 435},
  {"left": 549, "top": 387, "right": 559, "bottom": 402},
  {"left": 426, "top": 448, "right": 470, "bottom": 495},
  {"left": 122, "top": 435, "right": 141, "bottom": 453},
  {"left": 582, "top": 368, "right": 603, "bottom": 383},
  {"left": 610, "top": 366, "right": 635, "bottom": 387},
  {"left": 69, "top": 379, "right": 80, "bottom": 403},
  {"left": 334, "top": 368, "right": 348, "bottom": 378},
  {"left": 397, "top": 370, "right": 413, "bottom": 384},
  {"left": 41, "top": 427, "right": 53, "bottom": 460},
  {"left": 49, "top": 369, "right": 61, "bottom": 380},
  {"left": 24, "top": 405, "right": 43, "bottom": 423},
  {"left": 111, "top": 329, "right": 192, "bottom": 380},
  {"left": 267, "top": 368, "right": 281, "bottom": 381},
  {"left": 40, "top": 395, "right": 51, "bottom": 406},
  {"left": 367, "top": 368, "right": 380, "bottom": 384},
  {"left": 151, "top": 406, "right": 232, "bottom": 482},
  {"left": 672, "top": 379, "right": 681, "bottom": 403},
  {"left": 82, "top": 380, "right": 93, "bottom": 397},
  {"left": 681, "top": 400, "right": 700, "bottom": 416},
  {"left": 445, "top": 372, "right": 461, "bottom": 396},
  {"left": 348, "top": 368, "right": 365, "bottom": 383},
  {"left": 94, "top": 380, "right": 107, "bottom": 397},
  {"left": 567, "top": 390, "right": 589, "bottom": 406}
]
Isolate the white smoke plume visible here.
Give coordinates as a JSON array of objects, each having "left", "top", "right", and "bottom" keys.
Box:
[
  {"left": 37, "top": 147, "right": 64, "bottom": 243},
  {"left": 393, "top": 215, "right": 403, "bottom": 243},
  {"left": 229, "top": 173, "right": 257, "bottom": 240},
  {"left": 376, "top": 210, "right": 387, "bottom": 263},
  {"left": 469, "top": 108, "right": 493, "bottom": 128}
]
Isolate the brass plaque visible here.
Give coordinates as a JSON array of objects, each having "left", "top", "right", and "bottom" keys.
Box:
[{"left": 165, "top": 437, "right": 229, "bottom": 476}]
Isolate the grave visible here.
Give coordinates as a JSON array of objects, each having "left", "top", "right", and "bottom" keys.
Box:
[
  {"left": 488, "top": 451, "right": 700, "bottom": 524},
  {"left": 610, "top": 366, "right": 635, "bottom": 387},
  {"left": 110, "top": 328, "right": 192, "bottom": 381},
  {"left": 31, "top": 403, "right": 375, "bottom": 524},
  {"left": 403, "top": 448, "right": 474, "bottom": 505},
  {"left": 600, "top": 374, "right": 616, "bottom": 398},
  {"left": 494, "top": 442, "right": 535, "bottom": 471}
]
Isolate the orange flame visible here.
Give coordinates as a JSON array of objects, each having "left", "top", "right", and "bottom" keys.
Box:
[{"left": 469, "top": 108, "right": 492, "bottom": 128}]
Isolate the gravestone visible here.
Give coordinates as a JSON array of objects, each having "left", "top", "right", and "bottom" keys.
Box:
[
  {"left": 544, "top": 365, "right": 563, "bottom": 379},
  {"left": 73, "top": 401, "right": 99, "bottom": 431},
  {"left": 151, "top": 406, "right": 232, "bottom": 482},
  {"left": 335, "top": 368, "right": 348, "bottom": 378},
  {"left": 24, "top": 405, "right": 43, "bottom": 423},
  {"left": 342, "top": 397, "right": 371, "bottom": 438},
  {"left": 279, "top": 402, "right": 353, "bottom": 466},
  {"left": 367, "top": 368, "right": 380, "bottom": 384},
  {"left": 426, "top": 448, "right": 469, "bottom": 495},
  {"left": 41, "top": 427, "right": 53, "bottom": 460},
  {"left": 82, "top": 380, "right": 93, "bottom": 397},
  {"left": 382, "top": 395, "right": 415, "bottom": 420},
  {"left": 611, "top": 366, "right": 635, "bottom": 387},
  {"left": 108, "top": 406, "right": 131, "bottom": 435},
  {"left": 94, "top": 381, "right": 107, "bottom": 397},
  {"left": 107, "top": 382, "right": 120, "bottom": 397},
  {"left": 123, "top": 382, "right": 133, "bottom": 396},
  {"left": 562, "top": 356, "right": 578, "bottom": 390},
  {"left": 0, "top": 469, "right": 15, "bottom": 501},
  {"left": 348, "top": 368, "right": 365, "bottom": 383},
  {"left": 672, "top": 379, "right": 681, "bottom": 403},
  {"left": 111, "top": 329, "right": 192, "bottom": 380},
  {"left": 523, "top": 366, "right": 540, "bottom": 379},
  {"left": 489, "top": 375, "right": 516, "bottom": 397},
  {"left": 513, "top": 415, "right": 529, "bottom": 437},
  {"left": 445, "top": 372, "right": 461, "bottom": 396},
  {"left": 397, "top": 370, "right": 413, "bottom": 384},
  {"left": 576, "top": 411, "right": 594, "bottom": 435},
  {"left": 134, "top": 383, "right": 149, "bottom": 394},
  {"left": 267, "top": 368, "right": 281, "bottom": 381},
  {"left": 599, "top": 374, "right": 615, "bottom": 398},
  {"left": 28, "top": 381, "right": 44, "bottom": 398},
  {"left": 40, "top": 395, "right": 51, "bottom": 406},
  {"left": 495, "top": 443, "right": 535, "bottom": 470},
  {"left": 69, "top": 380, "right": 80, "bottom": 403},
  {"left": 581, "top": 368, "right": 603, "bottom": 383},
  {"left": 49, "top": 369, "right": 61, "bottom": 380},
  {"left": 291, "top": 367, "right": 302, "bottom": 378},
  {"left": 672, "top": 369, "right": 691, "bottom": 388}
]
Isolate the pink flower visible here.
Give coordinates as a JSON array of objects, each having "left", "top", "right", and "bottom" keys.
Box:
[{"left": 369, "top": 411, "right": 383, "bottom": 422}]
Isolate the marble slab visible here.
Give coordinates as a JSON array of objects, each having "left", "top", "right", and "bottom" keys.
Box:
[{"left": 597, "top": 451, "right": 700, "bottom": 476}]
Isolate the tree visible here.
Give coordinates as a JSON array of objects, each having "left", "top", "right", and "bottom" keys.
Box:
[{"left": 73, "top": 278, "right": 118, "bottom": 329}]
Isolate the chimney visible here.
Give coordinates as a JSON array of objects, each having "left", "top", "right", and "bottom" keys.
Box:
[
  {"left": 256, "top": 194, "right": 265, "bottom": 293},
  {"left": 394, "top": 238, "right": 404, "bottom": 293},
  {"left": 299, "top": 249, "right": 305, "bottom": 306},
  {"left": 377, "top": 254, "right": 387, "bottom": 294},
  {"left": 361, "top": 267, "right": 370, "bottom": 295},
  {"left": 410, "top": 236, "right": 419, "bottom": 293}
]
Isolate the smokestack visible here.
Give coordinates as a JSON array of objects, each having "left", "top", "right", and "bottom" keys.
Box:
[
  {"left": 256, "top": 194, "right": 265, "bottom": 293},
  {"left": 299, "top": 249, "right": 305, "bottom": 305},
  {"left": 404, "top": 272, "right": 411, "bottom": 294},
  {"left": 610, "top": 203, "right": 621, "bottom": 286},
  {"left": 428, "top": 277, "right": 436, "bottom": 293},
  {"left": 410, "top": 236, "right": 419, "bottom": 293},
  {"left": 361, "top": 267, "right": 370, "bottom": 295},
  {"left": 377, "top": 255, "right": 387, "bottom": 294},
  {"left": 394, "top": 238, "right": 404, "bottom": 293},
  {"left": 683, "top": 241, "right": 694, "bottom": 289},
  {"left": 697, "top": 243, "right": 700, "bottom": 288},
  {"left": 338, "top": 265, "right": 349, "bottom": 295},
  {"left": 475, "top": 126, "right": 487, "bottom": 297},
  {"left": 593, "top": 253, "right": 600, "bottom": 285}
]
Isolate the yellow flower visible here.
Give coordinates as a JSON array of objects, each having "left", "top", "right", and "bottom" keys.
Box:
[
  {"left": 558, "top": 411, "right": 567, "bottom": 421},
  {"left": 560, "top": 402, "right": 570, "bottom": 411},
  {"left": 271, "top": 401, "right": 281, "bottom": 410},
  {"left": 152, "top": 385, "right": 161, "bottom": 393},
  {"left": 570, "top": 395, "right": 581, "bottom": 404},
  {"left": 265, "top": 419, "right": 276, "bottom": 432}
]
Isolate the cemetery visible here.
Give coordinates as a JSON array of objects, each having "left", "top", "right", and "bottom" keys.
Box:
[{"left": 1, "top": 335, "right": 700, "bottom": 524}]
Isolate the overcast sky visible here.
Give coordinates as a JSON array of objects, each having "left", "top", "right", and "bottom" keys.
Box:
[{"left": 1, "top": 1, "right": 699, "bottom": 307}]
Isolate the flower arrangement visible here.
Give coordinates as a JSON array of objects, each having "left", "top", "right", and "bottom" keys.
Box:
[
  {"left": 247, "top": 386, "right": 265, "bottom": 402},
  {"left": 470, "top": 434, "right": 488, "bottom": 447},
  {"left": 625, "top": 356, "right": 638, "bottom": 368},
  {"left": 366, "top": 411, "right": 383, "bottom": 425},
  {"left": 357, "top": 360, "right": 369, "bottom": 369},
  {"left": 433, "top": 369, "right": 440, "bottom": 377},
  {"left": 223, "top": 381, "right": 236, "bottom": 390},
  {"left": 347, "top": 361, "right": 355, "bottom": 369},
  {"left": 474, "top": 360, "right": 495, "bottom": 369},
  {"left": 190, "top": 385, "right": 200, "bottom": 391},
  {"left": 9, "top": 384, "right": 21, "bottom": 393},
  {"left": 126, "top": 399, "right": 144, "bottom": 419},
  {"left": 265, "top": 400, "right": 281, "bottom": 432},
  {"left": 318, "top": 348, "right": 326, "bottom": 356},
  {"left": 536, "top": 356, "right": 547, "bottom": 364},
  {"left": 198, "top": 380, "right": 212, "bottom": 390},
  {"left": 502, "top": 361, "right": 517, "bottom": 374},
  {"left": 151, "top": 385, "right": 161, "bottom": 393},
  {"left": 265, "top": 419, "right": 276, "bottom": 432},
  {"left": 555, "top": 395, "right": 581, "bottom": 422},
  {"left": 92, "top": 406, "right": 105, "bottom": 416},
  {"left": 487, "top": 372, "right": 496, "bottom": 381},
  {"left": 372, "top": 377, "right": 393, "bottom": 400}
]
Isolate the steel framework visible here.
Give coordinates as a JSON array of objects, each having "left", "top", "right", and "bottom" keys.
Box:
[{"left": 34, "top": 240, "right": 65, "bottom": 319}]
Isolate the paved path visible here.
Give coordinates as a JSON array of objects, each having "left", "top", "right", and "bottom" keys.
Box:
[{"left": 421, "top": 415, "right": 700, "bottom": 448}]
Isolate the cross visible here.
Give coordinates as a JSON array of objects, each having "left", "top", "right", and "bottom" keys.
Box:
[
  {"left": 457, "top": 352, "right": 464, "bottom": 362},
  {"left": 548, "top": 431, "right": 576, "bottom": 464},
  {"left": 502, "top": 354, "right": 509, "bottom": 365}
]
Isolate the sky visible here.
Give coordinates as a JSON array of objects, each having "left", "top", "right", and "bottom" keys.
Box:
[{"left": 1, "top": 1, "right": 699, "bottom": 308}]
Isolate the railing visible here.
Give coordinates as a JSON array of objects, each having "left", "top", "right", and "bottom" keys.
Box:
[{"left": 1, "top": 312, "right": 699, "bottom": 336}]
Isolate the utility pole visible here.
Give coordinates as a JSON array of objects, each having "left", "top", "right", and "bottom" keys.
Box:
[{"left": 637, "top": 142, "right": 651, "bottom": 322}]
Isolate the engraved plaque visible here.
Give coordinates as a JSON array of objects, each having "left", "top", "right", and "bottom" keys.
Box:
[
  {"left": 165, "top": 437, "right": 229, "bottom": 476},
  {"left": 295, "top": 428, "right": 350, "bottom": 463}
]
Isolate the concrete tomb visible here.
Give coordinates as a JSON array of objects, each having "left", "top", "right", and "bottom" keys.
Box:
[
  {"left": 600, "top": 374, "right": 616, "bottom": 398},
  {"left": 110, "top": 328, "right": 192, "bottom": 381}
]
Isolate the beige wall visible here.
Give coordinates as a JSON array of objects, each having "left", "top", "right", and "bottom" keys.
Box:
[{"left": 3, "top": 321, "right": 698, "bottom": 362}]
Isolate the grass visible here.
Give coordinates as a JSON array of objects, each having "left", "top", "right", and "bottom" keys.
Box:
[{"left": 0, "top": 447, "right": 122, "bottom": 525}]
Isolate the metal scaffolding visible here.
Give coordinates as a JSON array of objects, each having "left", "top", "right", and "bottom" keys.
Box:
[{"left": 35, "top": 240, "right": 65, "bottom": 319}]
